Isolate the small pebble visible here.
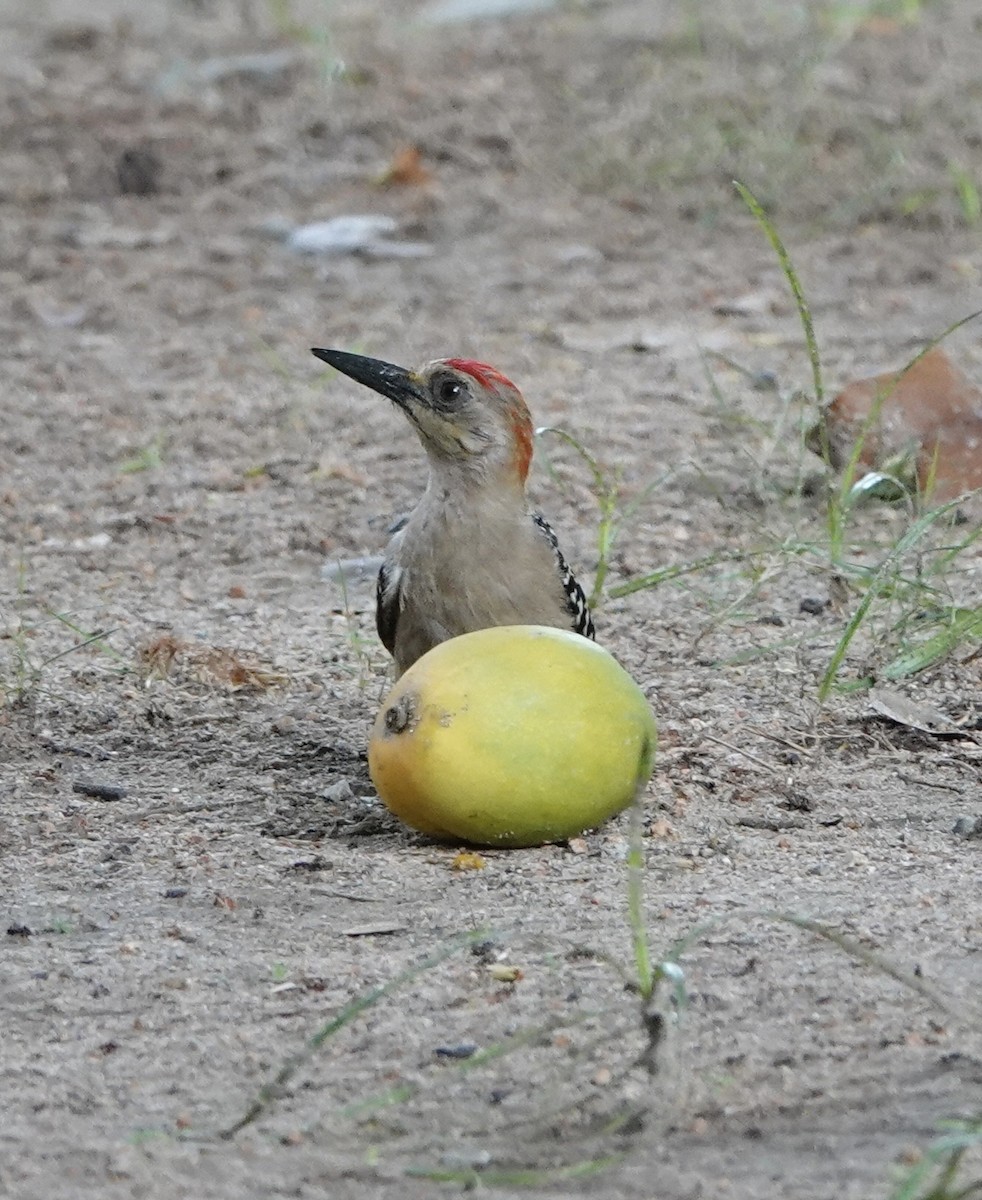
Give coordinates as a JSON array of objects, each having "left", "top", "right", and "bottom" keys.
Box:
[
  {"left": 952, "top": 816, "right": 982, "bottom": 839},
  {"left": 116, "top": 147, "right": 162, "bottom": 196},
  {"left": 73, "top": 779, "right": 127, "bottom": 801},
  {"left": 470, "top": 939, "right": 503, "bottom": 963},
  {"left": 434, "top": 1042, "right": 478, "bottom": 1059}
]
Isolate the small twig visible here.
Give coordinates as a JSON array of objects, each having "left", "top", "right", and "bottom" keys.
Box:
[
  {"left": 39, "top": 627, "right": 121, "bottom": 668},
  {"left": 701, "top": 733, "right": 780, "bottom": 774},
  {"left": 896, "top": 772, "right": 967, "bottom": 795},
  {"left": 742, "top": 724, "right": 814, "bottom": 757},
  {"left": 735, "top": 815, "right": 807, "bottom": 832},
  {"left": 317, "top": 889, "right": 385, "bottom": 904}
]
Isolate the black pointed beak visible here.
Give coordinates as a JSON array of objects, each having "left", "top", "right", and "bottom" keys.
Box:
[{"left": 311, "top": 347, "right": 422, "bottom": 411}]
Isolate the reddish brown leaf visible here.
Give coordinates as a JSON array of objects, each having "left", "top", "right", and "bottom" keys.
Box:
[
  {"left": 379, "top": 144, "right": 433, "bottom": 188},
  {"left": 819, "top": 348, "right": 982, "bottom": 501}
]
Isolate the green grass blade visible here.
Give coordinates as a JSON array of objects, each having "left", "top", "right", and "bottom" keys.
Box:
[
  {"left": 884, "top": 606, "right": 982, "bottom": 680},
  {"left": 626, "top": 790, "right": 654, "bottom": 998},
  {"left": 340, "top": 1083, "right": 415, "bottom": 1120},
  {"left": 219, "top": 929, "right": 487, "bottom": 1139},
  {"left": 758, "top": 910, "right": 955, "bottom": 1015},
  {"left": 607, "top": 548, "right": 751, "bottom": 598},
  {"left": 891, "top": 1119, "right": 982, "bottom": 1200},
  {"left": 818, "top": 498, "right": 967, "bottom": 700},
  {"left": 536, "top": 425, "right": 617, "bottom": 609},
  {"left": 929, "top": 521, "right": 982, "bottom": 574},
  {"left": 950, "top": 162, "right": 982, "bottom": 226},
  {"left": 44, "top": 612, "right": 129, "bottom": 666},
  {"left": 734, "top": 181, "right": 823, "bottom": 411},
  {"left": 660, "top": 906, "right": 959, "bottom": 1017}
]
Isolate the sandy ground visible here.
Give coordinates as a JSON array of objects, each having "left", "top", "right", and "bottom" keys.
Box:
[{"left": 2, "top": 1, "right": 982, "bottom": 1197}]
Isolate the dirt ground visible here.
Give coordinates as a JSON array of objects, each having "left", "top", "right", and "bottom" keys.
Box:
[{"left": 2, "top": 1, "right": 982, "bottom": 1197}]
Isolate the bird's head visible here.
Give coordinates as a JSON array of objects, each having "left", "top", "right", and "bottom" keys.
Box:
[{"left": 312, "top": 348, "right": 534, "bottom": 485}]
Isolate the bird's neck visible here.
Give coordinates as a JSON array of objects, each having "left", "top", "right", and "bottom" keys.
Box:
[{"left": 421, "top": 463, "right": 528, "bottom": 515}]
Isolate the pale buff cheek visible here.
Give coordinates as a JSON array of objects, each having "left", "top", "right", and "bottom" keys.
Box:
[
  {"left": 411, "top": 403, "right": 508, "bottom": 468},
  {"left": 412, "top": 411, "right": 465, "bottom": 457},
  {"left": 417, "top": 414, "right": 492, "bottom": 461},
  {"left": 457, "top": 430, "right": 489, "bottom": 455}
]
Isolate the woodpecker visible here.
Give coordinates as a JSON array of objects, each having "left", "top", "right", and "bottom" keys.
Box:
[{"left": 311, "top": 347, "right": 595, "bottom": 675}]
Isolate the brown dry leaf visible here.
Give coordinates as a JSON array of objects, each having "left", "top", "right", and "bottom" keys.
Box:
[
  {"left": 451, "top": 850, "right": 487, "bottom": 871},
  {"left": 139, "top": 637, "right": 286, "bottom": 691},
  {"left": 816, "top": 348, "right": 982, "bottom": 501},
  {"left": 205, "top": 651, "right": 280, "bottom": 690},
  {"left": 378, "top": 144, "right": 433, "bottom": 188},
  {"left": 141, "top": 635, "right": 184, "bottom": 677}
]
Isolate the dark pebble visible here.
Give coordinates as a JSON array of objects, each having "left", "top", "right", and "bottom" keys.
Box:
[
  {"left": 470, "top": 939, "right": 502, "bottom": 963},
  {"left": 288, "top": 857, "right": 329, "bottom": 872},
  {"left": 434, "top": 1043, "right": 478, "bottom": 1060},
  {"left": 800, "top": 596, "right": 827, "bottom": 615},
  {"left": 73, "top": 779, "right": 128, "bottom": 801},
  {"left": 952, "top": 816, "right": 982, "bottom": 839},
  {"left": 117, "top": 146, "right": 162, "bottom": 196}
]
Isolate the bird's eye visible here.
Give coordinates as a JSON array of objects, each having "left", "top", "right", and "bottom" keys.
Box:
[{"left": 436, "top": 378, "right": 464, "bottom": 408}]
